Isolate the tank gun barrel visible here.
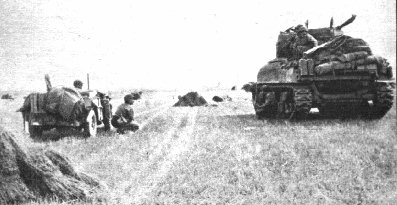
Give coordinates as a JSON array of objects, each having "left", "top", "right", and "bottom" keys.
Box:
[{"left": 335, "top": 14, "right": 356, "bottom": 30}]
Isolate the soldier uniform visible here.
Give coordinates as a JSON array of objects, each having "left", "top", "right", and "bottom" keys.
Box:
[
  {"left": 73, "top": 79, "right": 112, "bottom": 131},
  {"left": 100, "top": 93, "right": 112, "bottom": 131},
  {"left": 291, "top": 25, "right": 318, "bottom": 59},
  {"left": 111, "top": 94, "right": 140, "bottom": 134}
]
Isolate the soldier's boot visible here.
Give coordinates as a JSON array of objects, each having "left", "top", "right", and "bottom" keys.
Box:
[{"left": 127, "top": 122, "right": 140, "bottom": 132}]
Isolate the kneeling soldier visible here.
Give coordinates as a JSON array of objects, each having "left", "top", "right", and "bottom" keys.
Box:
[{"left": 111, "top": 94, "right": 140, "bottom": 134}]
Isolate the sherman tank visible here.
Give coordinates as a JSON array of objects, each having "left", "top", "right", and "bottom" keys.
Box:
[{"left": 244, "top": 15, "right": 395, "bottom": 119}]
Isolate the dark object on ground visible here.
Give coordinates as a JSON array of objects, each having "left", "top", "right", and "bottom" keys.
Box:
[
  {"left": 0, "top": 127, "right": 104, "bottom": 204},
  {"left": 174, "top": 92, "right": 207, "bottom": 107},
  {"left": 1, "top": 94, "right": 14, "bottom": 100},
  {"left": 231, "top": 86, "right": 236, "bottom": 90},
  {"left": 245, "top": 15, "right": 394, "bottom": 120},
  {"left": 212, "top": 95, "right": 233, "bottom": 102},
  {"left": 212, "top": 96, "right": 224, "bottom": 102}
]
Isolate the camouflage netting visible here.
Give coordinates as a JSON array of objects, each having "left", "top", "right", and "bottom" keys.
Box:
[
  {"left": 173, "top": 92, "right": 207, "bottom": 107},
  {"left": 0, "top": 127, "right": 104, "bottom": 204}
]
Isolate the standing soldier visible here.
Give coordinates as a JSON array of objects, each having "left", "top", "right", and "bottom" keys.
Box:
[
  {"left": 73, "top": 79, "right": 112, "bottom": 131},
  {"left": 99, "top": 92, "right": 112, "bottom": 132},
  {"left": 291, "top": 24, "right": 318, "bottom": 59},
  {"left": 111, "top": 94, "right": 140, "bottom": 134}
]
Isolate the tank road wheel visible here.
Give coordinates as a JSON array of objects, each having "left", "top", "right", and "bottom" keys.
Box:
[
  {"left": 84, "top": 110, "right": 97, "bottom": 137},
  {"left": 365, "top": 82, "right": 394, "bottom": 119},
  {"left": 254, "top": 87, "right": 312, "bottom": 120},
  {"left": 291, "top": 87, "right": 312, "bottom": 120}
]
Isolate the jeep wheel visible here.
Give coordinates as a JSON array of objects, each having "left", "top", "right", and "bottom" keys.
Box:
[{"left": 84, "top": 110, "right": 97, "bottom": 137}]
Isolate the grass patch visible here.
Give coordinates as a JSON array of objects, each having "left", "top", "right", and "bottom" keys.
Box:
[{"left": 0, "top": 90, "right": 395, "bottom": 204}]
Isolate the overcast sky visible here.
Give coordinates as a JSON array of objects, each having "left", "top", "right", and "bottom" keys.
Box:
[{"left": 1, "top": 0, "right": 395, "bottom": 92}]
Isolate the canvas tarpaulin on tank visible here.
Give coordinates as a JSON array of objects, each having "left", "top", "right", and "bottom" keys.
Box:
[
  {"left": 304, "top": 35, "right": 372, "bottom": 61},
  {"left": 315, "top": 61, "right": 352, "bottom": 75},
  {"left": 314, "top": 55, "right": 385, "bottom": 76},
  {"left": 336, "top": 51, "right": 369, "bottom": 62}
]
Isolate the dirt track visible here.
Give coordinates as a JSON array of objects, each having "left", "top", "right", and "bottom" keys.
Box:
[{"left": 118, "top": 91, "right": 254, "bottom": 203}]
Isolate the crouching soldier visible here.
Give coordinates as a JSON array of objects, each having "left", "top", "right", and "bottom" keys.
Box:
[{"left": 111, "top": 94, "right": 140, "bottom": 134}]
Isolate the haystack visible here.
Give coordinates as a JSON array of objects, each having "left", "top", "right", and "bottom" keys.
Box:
[
  {"left": 173, "top": 92, "right": 207, "bottom": 107},
  {"left": 0, "top": 127, "right": 103, "bottom": 204},
  {"left": 242, "top": 82, "right": 256, "bottom": 93},
  {"left": 1, "top": 94, "right": 14, "bottom": 100}
]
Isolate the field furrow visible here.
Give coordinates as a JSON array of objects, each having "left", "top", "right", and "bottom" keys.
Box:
[{"left": 128, "top": 107, "right": 198, "bottom": 203}]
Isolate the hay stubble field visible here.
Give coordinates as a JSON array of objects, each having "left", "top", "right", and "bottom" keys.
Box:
[{"left": 0, "top": 90, "right": 396, "bottom": 204}]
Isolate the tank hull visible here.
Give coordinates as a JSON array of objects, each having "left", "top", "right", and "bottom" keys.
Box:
[
  {"left": 251, "top": 58, "right": 394, "bottom": 119},
  {"left": 252, "top": 80, "right": 394, "bottom": 119}
]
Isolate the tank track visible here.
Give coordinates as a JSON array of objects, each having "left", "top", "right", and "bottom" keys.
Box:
[
  {"left": 365, "top": 82, "right": 394, "bottom": 119},
  {"left": 291, "top": 87, "right": 312, "bottom": 119},
  {"left": 318, "top": 82, "right": 394, "bottom": 119},
  {"left": 254, "top": 86, "right": 312, "bottom": 120}
]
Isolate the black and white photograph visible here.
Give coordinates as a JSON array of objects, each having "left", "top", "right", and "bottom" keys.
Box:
[{"left": 0, "top": 0, "right": 395, "bottom": 204}]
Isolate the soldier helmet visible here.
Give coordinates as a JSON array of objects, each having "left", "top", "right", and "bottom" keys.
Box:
[
  {"left": 124, "top": 94, "right": 138, "bottom": 103},
  {"left": 97, "top": 91, "right": 111, "bottom": 100},
  {"left": 73, "top": 80, "right": 83, "bottom": 89},
  {"left": 295, "top": 24, "right": 308, "bottom": 33}
]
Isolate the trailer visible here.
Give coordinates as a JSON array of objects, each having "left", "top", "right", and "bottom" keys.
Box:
[{"left": 21, "top": 89, "right": 110, "bottom": 138}]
